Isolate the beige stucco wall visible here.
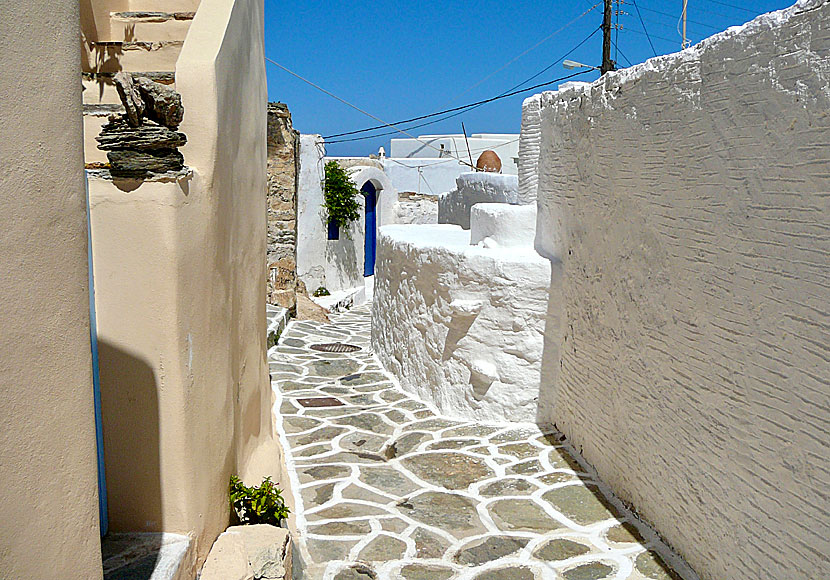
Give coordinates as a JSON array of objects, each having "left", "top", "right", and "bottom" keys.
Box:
[
  {"left": 533, "top": 2, "right": 830, "bottom": 579},
  {"left": 0, "top": 1, "right": 103, "bottom": 579},
  {"left": 89, "top": 0, "right": 274, "bottom": 572}
]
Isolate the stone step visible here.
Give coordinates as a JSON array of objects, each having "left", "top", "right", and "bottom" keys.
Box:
[
  {"left": 108, "top": 11, "right": 194, "bottom": 42},
  {"left": 82, "top": 40, "right": 183, "bottom": 74},
  {"left": 82, "top": 71, "right": 175, "bottom": 105}
]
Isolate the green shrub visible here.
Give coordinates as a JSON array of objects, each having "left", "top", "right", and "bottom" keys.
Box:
[
  {"left": 323, "top": 161, "right": 360, "bottom": 232},
  {"left": 313, "top": 286, "right": 330, "bottom": 297},
  {"left": 229, "top": 475, "right": 290, "bottom": 525}
]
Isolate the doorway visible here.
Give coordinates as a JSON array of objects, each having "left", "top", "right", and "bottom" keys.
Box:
[{"left": 361, "top": 181, "right": 377, "bottom": 277}]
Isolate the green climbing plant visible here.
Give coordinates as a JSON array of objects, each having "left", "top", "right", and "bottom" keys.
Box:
[{"left": 323, "top": 161, "right": 360, "bottom": 232}]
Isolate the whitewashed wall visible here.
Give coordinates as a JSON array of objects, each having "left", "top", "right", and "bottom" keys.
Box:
[
  {"left": 297, "top": 140, "right": 396, "bottom": 294},
  {"left": 533, "top": 2, "right": 830, "bottom": 579},
  {"left": 382, "top": 157, "right": 468, "bottom": 196},
  {"left": 372, "top": 224, "right": 551, "bottom": 422}
]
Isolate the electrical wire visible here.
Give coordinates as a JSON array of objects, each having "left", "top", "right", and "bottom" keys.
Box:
[
  {"left": 323, "top": 68, "right": 590, "bottom": 144},
  {"left": 448, "top": 2, "right": 602, "bottom": 103},
  {"left": 700, "top": 0, "right": 755, "bottom": 14},
  {"left": 610, "top": 38, "right": 633, "bottom": 68},
  {"left": 323, "top": 26, "right": 599, "bottom": 142},
  {"left": 264, "top": 56, "right": 477, "bottom": 168},
  {"left": 630, "top": 0, "right": 658, "bottom": 56},
  {"left": 323, "top": 27, "right": 599, "bottom": 141}
]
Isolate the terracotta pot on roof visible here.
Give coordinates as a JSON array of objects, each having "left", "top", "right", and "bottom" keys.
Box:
[{"left": 476, "top": 150, "right": 502, "bottom": 172}]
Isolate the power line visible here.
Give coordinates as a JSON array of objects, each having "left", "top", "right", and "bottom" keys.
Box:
[
  {"left": 630, "top": 0, "right": 657, "bottom": 56},
  {"left": 448, "top": 2, "right": 602, "bottom": 103},
  {"left": 263, "top": 56, "right": 477, "bottom": 168},
  {"left": 636, "top": 4, "right": 722, "bottom": 31},
  {"left": 700, "top": 0, "right": 756, "bottom": 14},
  {"left": 324, "top": 27, "right": 599, "bottom": 140},
  {"left": 324, "top": 68, "right": 591, "bottom": 144},
  {"left": 322, "top": 28, "right": 600, "bottom": 144},
  {"left": 610, "top": 37, "right": 633, "bottom": 67}
]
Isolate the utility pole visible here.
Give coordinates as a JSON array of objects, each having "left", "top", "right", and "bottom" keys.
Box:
[
  {"left": 681, "top": 0, "right": 690, "bottom": 49},
  {"left": 601, "top": 0, "right": 615, "bottom": 75}
]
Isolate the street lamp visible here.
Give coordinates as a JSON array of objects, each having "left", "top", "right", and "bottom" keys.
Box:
[{"left": 563, "top": 60, "right": 600, "bottom": 71}]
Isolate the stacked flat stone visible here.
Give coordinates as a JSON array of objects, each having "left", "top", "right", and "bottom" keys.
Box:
[{"left": 96, "top": 72, "right": 186, "bottom": 177}]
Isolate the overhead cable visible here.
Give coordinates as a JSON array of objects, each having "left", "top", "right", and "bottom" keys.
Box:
[
  {"left": 264, "top": 56, "right": 478, "bottom": 168},
  {"left": 448, "top": 1, "right": 602, "bottom": 103},
  {"left": 630, "top": 0, "right": 658, "bottom": 56},
  {"left": 323, "top": 27, "right": 600, "bottom": 144}
]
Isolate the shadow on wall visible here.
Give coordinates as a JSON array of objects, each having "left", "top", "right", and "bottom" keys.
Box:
[
  {"left": 536, "top": 260, "right": 564, "bottom": 428},
  {"left": 323, "top": 196, "right": 363, "bottom": 289},
  {"left": 98, "top": 341, "right": 162, "bottom": 576}
]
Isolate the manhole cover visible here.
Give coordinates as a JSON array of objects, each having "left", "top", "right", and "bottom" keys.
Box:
[
  {"left": 297, "top": 397, "right": 345, "bottom": 408},
  {"left": 310, "top": 342, "right": 361, "bottom": 353}
]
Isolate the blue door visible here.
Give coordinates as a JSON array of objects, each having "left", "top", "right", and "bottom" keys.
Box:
[{"left": 362, "top": 181, "right": 377, "bottom": 277}]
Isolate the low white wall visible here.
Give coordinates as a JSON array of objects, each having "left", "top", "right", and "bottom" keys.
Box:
[
  {"left": 533, "top": 2, "right": 830, "bottom": 578},
  {"left": 470, "top": 203, "right": 537, "bottom": 248},
  {"left": 372, "top": 224, "right": 551, "bottom": 422},
  {"left": 438, "top": 172, "right": 519, "bottom": 229}
]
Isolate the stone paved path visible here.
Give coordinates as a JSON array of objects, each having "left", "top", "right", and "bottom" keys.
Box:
[{"left": 270, "top": 305, "right": 682, "bottom": 580}]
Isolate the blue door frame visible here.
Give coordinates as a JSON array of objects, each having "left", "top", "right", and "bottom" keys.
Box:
[
  {"left": 85, "top": 174, "right": 108, "bottom": 536},
  {"left": 362, "top": 182, "right": 377, "bottom": 277}
]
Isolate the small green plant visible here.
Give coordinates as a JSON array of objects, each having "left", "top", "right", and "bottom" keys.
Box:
[
  {"left": 313, "top": 286, "right": 330, "bottom": 297},
  {"left": 229, "top": 475, "right": 290, "bottom": 525},
  {"left": 323, "top": 161, "right": 360, "bottom": 232}
]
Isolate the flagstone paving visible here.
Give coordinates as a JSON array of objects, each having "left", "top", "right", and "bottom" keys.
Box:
[{"left": 270, "top": 305, "right": 683, "bottom": 580}]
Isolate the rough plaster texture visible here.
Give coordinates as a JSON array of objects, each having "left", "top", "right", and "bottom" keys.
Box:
[
  {"left": 517, "top": 94, "right": 542, "bottom": 205},
  {"left": 372, "top": 225, "right": 551, "bottom": 422},
  {"left": 296, "top": 143, "right": 396, "bottom": 295},
  {"left": 533, "top": 2, "right": 830, "bottom": 578},
  {"left": 470, "top": 203, "right": 537, "bottom": 248},
  {"left": 89, "top": 0, "right": 279, "bottom": 573},
  {"left": 438, "top": 172, "right": 519, "bottom": 229},
  {"left": 0, "top": 2, "right": 103, "bottom": 578}
]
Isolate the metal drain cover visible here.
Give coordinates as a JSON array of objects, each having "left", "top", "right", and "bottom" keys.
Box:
[
  {"left": 297, "top": 397, "right": 345, "bottom": 408},
  {"left": 310, "top": 342, "right": 361, "bottom": 353}
]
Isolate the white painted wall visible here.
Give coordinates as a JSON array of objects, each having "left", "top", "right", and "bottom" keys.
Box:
[
  {"left": 470, "top": 203, "right": 537, "bottom": 248},
  {"left": 532, "top": 2, "right": 830, "bottom": 578},
  {"left": 390, "top": 133, "right": 520, "bottom": 174},
  {"left": 372, "top": 224, "right": 551, "bottom": 422},
  {"left": 381, "top": 157, "right": 469, "bottom": 195},
  {"left": 297, "top": 141, "right": 397, "bottom": 295},
  {"left": 517, "top": 94, "right": 543, "bottom": 205}
]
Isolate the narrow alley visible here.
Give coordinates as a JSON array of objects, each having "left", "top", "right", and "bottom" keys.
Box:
[{"left": 270, "top": 305, "right": 681, "bottom": 580}]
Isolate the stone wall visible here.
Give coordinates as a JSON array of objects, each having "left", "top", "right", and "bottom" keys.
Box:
[
  {"left": 531, "top": 2, "right": 830, "bottom": 579},
  {"left": 267, "top": 102, "right": 299, "bottom": 309}
]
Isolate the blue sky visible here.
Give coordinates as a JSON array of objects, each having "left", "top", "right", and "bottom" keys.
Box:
[{"left": 264, "top": 0, "right": 793, "bottom": 156}]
